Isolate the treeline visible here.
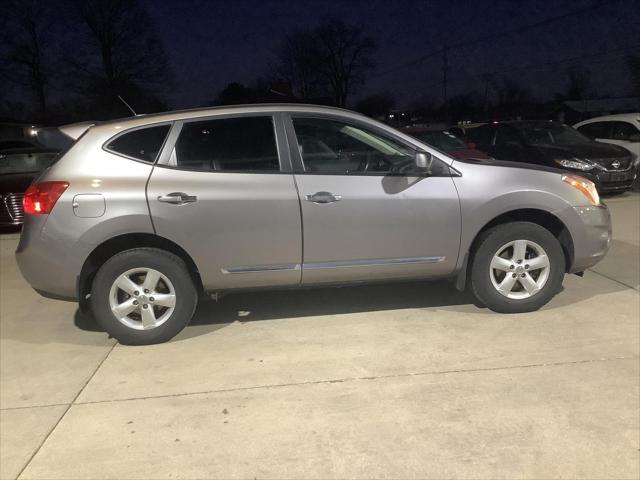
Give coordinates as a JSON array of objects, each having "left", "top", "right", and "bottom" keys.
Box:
[{"left": 1, "top": 0, "right": 639, "bottom": 125}]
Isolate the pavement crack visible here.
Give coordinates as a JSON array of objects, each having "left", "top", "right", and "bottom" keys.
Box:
[
  {"left": 71, "top": 355, "right": 637, "bottom": 408},
  {"left": 587, "top": 268, "right": 638, "bottom": 291},
  {"left": 15, "top": 341, "right": 117, "bottom": 479}
]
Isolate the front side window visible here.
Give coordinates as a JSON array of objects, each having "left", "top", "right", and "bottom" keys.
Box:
[
  {"left": 172, "top": 117, "right": 279, "bottom": 172},
  {"left": 291, "top": 117, "right": 415, "bottom": 174},
  {"left": 610, "top": 121, "right": 639, "bottom": 141},
  {"left": 106, "top": 125, "right": 170, "bottom": 162}
]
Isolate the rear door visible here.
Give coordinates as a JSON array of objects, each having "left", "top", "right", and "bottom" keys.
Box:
[
  {"left": 284, "top": 114, "right": 461, "bottom": 284},
  {"left": 147, "top": 113, "right": 302, "bottom": 290}
]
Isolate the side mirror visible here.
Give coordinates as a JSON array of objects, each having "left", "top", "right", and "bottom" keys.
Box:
[{"left": 415, "top": 151, "right": 433, "bottom": 171}]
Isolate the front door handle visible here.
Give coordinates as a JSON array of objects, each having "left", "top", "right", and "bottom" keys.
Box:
[
  {"left": 305, "top": 191, "right": 342, "bottom": 204},
  {"left": 157, "top": 192, "right": 198, "bottom": 205}
]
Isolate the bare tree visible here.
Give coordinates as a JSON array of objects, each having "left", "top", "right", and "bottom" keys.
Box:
[
  {"left": 0, "top": 1, "right": 57, "bottom": 119},
  {"left": 556, "top": 65, "right": 592, "bottom": 101},
  {"left": 272, "top": 19, "right": 376, "bottom": 107},
  {"left": 493, "top": 77, "right": 534, "bottom": 119},
  {"left": 73, "top": 0, "right": 169, "bottom": 116},
  {"left": 314, "top": 19, "right": 376, "bottom": 107},
  {"left": 272, "top": 30, "right": 325, "bottom": 100},
  {"left": 355, "top": 92, "right": 395, "bottom": 118}
]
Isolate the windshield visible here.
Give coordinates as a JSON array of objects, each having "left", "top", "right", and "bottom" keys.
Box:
[
  {"left": 410, "top": 130, "right": 466, "bottom": 150},
  {"left": 0, "top": 152, "right": 57, "bottom": 175},
  {"left": 518, "top": 123, "right": 591, "bottom": 146}
]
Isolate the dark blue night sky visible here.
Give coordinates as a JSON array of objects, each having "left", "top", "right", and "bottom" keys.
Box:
[{"left": 143, "top": 0, "right": 640, "bottom": 109}]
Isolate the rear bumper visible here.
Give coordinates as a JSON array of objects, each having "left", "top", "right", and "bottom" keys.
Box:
[{"left": 15, "top": 215, "right": 79, "bottom": 301}]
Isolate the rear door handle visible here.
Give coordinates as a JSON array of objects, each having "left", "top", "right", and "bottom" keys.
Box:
[
  {"left": 157, "top": 192, "right": 198, "bottom": 205},
  {"left": 305, "top": 191, "right": 342, "bottom": 204}
]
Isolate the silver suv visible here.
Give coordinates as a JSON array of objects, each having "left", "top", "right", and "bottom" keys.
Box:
[{"left": 16, "top": 105, "right": 611, "bottom": 345}]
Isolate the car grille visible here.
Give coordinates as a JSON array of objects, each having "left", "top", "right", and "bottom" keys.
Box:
[
  {"left": 0, "top": 193, "right": 25, "bottom": 225},
  {"left": 595, "top": 156, "right": 632, "bottom": 172}
]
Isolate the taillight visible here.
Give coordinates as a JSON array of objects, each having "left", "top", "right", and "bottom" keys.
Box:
[{"left": 23, "top": 181, "right": 69, "bottom": 214}]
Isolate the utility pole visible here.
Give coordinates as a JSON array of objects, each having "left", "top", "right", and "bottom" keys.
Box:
[
  {"left": 482, "top": 73, "right": 490, "bottom": 121},
  {"left": 442, "top": 45, "right": 449, "bottom": 123}
]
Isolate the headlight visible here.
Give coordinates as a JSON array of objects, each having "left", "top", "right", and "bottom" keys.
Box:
[
  {"left": 562, "top": 175, "right": 600, "bottom": 206},
  {"left": 554, "top": 158, "right": 594, "bottom": 171}
]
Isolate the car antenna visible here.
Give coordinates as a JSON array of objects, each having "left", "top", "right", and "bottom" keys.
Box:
[{"left": 117, "top": 95, "right": 137, "bottom": 116}]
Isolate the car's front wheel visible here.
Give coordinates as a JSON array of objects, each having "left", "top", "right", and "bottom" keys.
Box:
[
  {"left": 470, "top": 221, "right": 565, "bottom": 313},
  {"left": 91, "top": 248, "right": 198, "bottom": 345}
]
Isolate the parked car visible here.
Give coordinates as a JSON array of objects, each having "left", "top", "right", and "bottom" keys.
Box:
[
  {"left": 17, "top": 105, "right": 611, "bottom": 345},
  {"left": 459, "top": 121, "right": 638, "bottom": 193},
  {"left": 401, "top": 127, "right": 491, "bottom": 159},
  {"left": 574, "top": 113, "right": 640, "bottom": 158},
  {"left": 0, "top": 140, "right": 58, "bottom": 228}
]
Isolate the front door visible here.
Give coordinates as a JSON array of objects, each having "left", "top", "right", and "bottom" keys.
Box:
[
  {"left": 285, "top": 115, "right": 461, "bottom": 284},
  {"left": 147, "top": 114, "right": 302, "bottom": 290}
]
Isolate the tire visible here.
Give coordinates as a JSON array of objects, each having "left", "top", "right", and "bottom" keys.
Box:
[
  {"left": 470, "top": 221, "right": 565, "bottom": 313},
  {"left": 91, "top": 248, "right": 198, "bottom": 345}
]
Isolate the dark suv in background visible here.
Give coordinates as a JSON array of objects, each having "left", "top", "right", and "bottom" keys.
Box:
[{"left": 458, "top": 121, "right": 638, "bottom": 193}]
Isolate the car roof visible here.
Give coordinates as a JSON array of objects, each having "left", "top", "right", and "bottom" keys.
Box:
[
  {"left": 92, "top": 103, "right": 369, "bottom": 130},
  {"left": 574, "top": 112, "right": 640, "bottom": 125}
]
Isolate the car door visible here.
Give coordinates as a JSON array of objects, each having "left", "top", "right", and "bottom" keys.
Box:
[
  {"left": 147, "top": 113, "right": 302, "bottom": 290},
  {"left": 284, "top": 114, "right": 461, "bottom": 284}
]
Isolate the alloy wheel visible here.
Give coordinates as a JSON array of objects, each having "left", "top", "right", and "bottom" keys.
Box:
[
  {"left": 489, "top": 239, "right": 551, "bottom": 300},
  {"left": 108, "top": 268, "right": 176, "bottom": 330}
]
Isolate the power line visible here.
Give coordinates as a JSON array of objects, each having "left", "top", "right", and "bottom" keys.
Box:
[
  {"left": 371, "top": 0, "right": 612, "bottom": 79},
  {"left": 442, "top": 44, "right": 640, "bottom": 88}
]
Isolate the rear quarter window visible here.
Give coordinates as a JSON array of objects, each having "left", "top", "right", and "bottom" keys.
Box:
[{"left": 106, "top": 125, "right": 171, "bottom": 162}]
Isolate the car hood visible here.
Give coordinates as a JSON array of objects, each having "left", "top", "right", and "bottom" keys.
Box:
[
  {"left": 453, "top": 157, "right": 565, "bottom": 175},
  {"left": 0, "top": 172, "right": 38, "bottom": 194},
  {"left": 535, "top": 142, "right": 630, "bottom": 162}
]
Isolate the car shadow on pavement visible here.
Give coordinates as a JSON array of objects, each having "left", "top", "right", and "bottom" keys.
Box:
[
  {"left": 74, "top": 278, "right": 478, "bottom": 336},
  {"left": 74, "top": 270, "right": 630, "bottom": 343}
]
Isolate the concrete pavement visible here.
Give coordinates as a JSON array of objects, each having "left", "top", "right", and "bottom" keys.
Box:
[{"left": 1, "top": 193, "right": 638, "bottom": 479}]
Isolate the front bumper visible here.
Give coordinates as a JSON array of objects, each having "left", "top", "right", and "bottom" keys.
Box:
[
  {"left": 580, "top": 164, "right": 638, "bottom": 193},
  {"left": 559, "top": 203, "right": 612, "bottom": 273}
]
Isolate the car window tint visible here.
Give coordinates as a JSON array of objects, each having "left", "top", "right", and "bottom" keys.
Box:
[
  {"left": 107, "top": 125, "right": 170, "bottom": 162},
  {"left": 0, "top": 140, "right": 35, "bottom": 150},
  {"left": 291, "top": 117, "right": 415, "bottom": 174},
  {"left": 576, "top": 122, "right": 610, "bottom": 139},
  {"left": 173, "top": 117, "right": 279, "bottom": 172},
  {"left": 465, "top": 126, "right": 493, "bottom": 146},
  {"left": 495, "top": 127, "right": 522, "bottom": 145},
  {"left": 610, "top": 121, "right": 639, "bottom": 141}
]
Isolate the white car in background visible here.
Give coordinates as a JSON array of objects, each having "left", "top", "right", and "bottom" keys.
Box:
[{"left": 574, "top": 113, "right": 640, "bottom": 158}]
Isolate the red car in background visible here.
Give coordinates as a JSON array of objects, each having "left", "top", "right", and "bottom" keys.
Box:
[{"left": 402, "top": 127, "right": 491, "bottom": 160}]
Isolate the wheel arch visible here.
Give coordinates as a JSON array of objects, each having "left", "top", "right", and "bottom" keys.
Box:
[
  {"left": 78, "top": 233, "right": 203, "bottom": 311},
  {"left": 456, "top": 208, "right": 575, "bottom": 291},
  {"left": 471, "top": 208, "right": 574, "bottom": 270}
]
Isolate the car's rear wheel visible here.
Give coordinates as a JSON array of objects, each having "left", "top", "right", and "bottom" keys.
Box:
[
  {"left": 470, "top": 222, "right": 565, "bottom": 313},
  {"left": 91, "top": 248, "right": 198, "bottom": 345}
]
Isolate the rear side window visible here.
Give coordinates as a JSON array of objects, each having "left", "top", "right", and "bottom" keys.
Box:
[
  {"left": 171, "top": 117, "right": 279, "bottom": 172},
  {"left": 576, "top": 122, "right": 610, "bottom": 140},
  {"left": 106, "top": 125, "right": 170, "bottom": 162}
]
